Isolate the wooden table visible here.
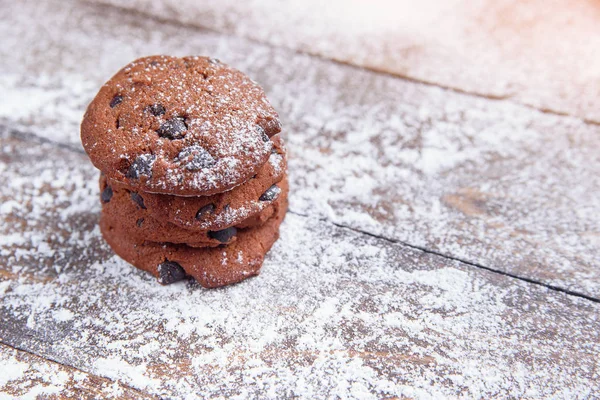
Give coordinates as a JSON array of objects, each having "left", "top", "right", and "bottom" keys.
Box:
[{"left": 1, "top": 0, "right": 599, "bottom": 398}]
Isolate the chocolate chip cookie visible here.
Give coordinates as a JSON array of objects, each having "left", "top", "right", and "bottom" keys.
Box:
[
  {"left": 84, "top": 55, "right": 289, "bottom": 288},
  {"left": 100, "top": 174, "right": 287, "bottom": 247},
  {"left": 100, "top": 193, "right": 288, "bottom": 287},
  {"left": 108, "top": 134, "right": 287, "bottom": 231},
  {"left": 81, "top": 55, "right": 281, "bottom": 196}
]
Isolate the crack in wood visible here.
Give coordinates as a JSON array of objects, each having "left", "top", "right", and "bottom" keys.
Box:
[
  {"left": 1, "top": 127, "right": 85, "bottom": 155},
  {"left": 3, "top": 124, "right": 599, "bottom": 304},
  {"left": 0, "top": 340, "right": 157, "bottom": 399},
  {"left": 288, "top": 210, "right": 600, "bottom": 304},
  {"left": 87, "top": 0, "right": 600, "bottom": 127},
  {"left": 317, "top": 57, "right": 600, "bottom": 127}
]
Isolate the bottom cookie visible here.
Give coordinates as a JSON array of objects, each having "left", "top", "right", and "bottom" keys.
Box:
[{"left": 100, "top": 195, "right": 288, "bottom": 288}]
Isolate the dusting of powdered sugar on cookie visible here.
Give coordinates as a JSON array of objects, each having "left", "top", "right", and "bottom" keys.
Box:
[
  {"left": 81, "top": 55, "right": 277, "bottom": 195},
  {"left": 174, "top": 150, "right": 286, "bottom": 231}
]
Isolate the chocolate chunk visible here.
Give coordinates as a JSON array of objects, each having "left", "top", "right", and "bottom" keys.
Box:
[
  {"left": 177, "top": 145, "right": 216, "bottom": 170},
  {"left": 110, "top": 95, "right": 123, "bottom": 108},
  {"left": 259, "top": 185, "right": 281, "bottom": 202},
  {"left": 130, "top": 192, "right": 146, "bottom": 209},
  {"left": 126, "top": 154, "right": 156, "bottom": 179},
  {"left": 101, "top": 186, "right": 113, "bottom": 203},
  {"left": 195, "top": 204, "right": 215, "bottom": 220},
  {"left": 208, "top": 227, "right": 237, "bottom": 243},
  {"left": 157, "top": 117, "right": 187, "bottom": 140},
  {"left": 136, "top": 218, "right": 144, "bottom": 227},
  {"left": 257, "top": 118, "right": 281, "bottom": 137},
  {"left": 157, "top": 261, "right": 186, "bottom": 285},
  {"left": 147, "top": 103, "right": 166, "bottom": 116},
  {"left": 256, "top": 125, "right": 269, "bottom": 142}
]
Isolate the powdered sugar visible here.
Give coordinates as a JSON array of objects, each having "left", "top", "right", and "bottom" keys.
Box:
[
  {"left": 0, "top": 353, "right": 29, "bottom": 388},
  {"left": 1, "top": 1, "right": 600, "bottom": 398},
  {"left": 1, "top": 135, "right": 600, "bottom": 397},
  {"left": 1, "top": 182, "right": 599, "bottom": 397},
  {"left": 1, "top": 0, "right": 597, "bottom": 296},
  {"left": 82, "top": 55, "right": 276, "bottom": 195},
  {"left": 89, "top": 0, "right": 600, "bottom": 123},
  {"left": 0, "top": 346, "right": 146, "bottom": 398}
]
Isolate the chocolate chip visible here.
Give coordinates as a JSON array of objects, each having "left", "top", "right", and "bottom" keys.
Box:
[
  {"left": 147, "top": 104, "right": 166, "bottom": 116},
  {"left": 126, "top": 154, "right": 156, "bottom": 179},
  {"left": 208, "top": 227, "right": 237, "bottom": 243},
  {"left": 195, "top": 203, "right": 215, "bottom": 220},
  {"left": 157, "top": 261, "right": 186, "bottom": 285},
  {"left": 130, "top": 192, "right": 146, "bottom": 209},
  {"left": 257, "top": 118, "right": 282, "bottom": 137},
  {"left": 101, "top": 186, "right": 113, "bottom": 203},
  {"left": 136, "top": 218, "right": 144, "bottom": 227},
  {"left": 177, "top": 145, "right": 216, "bottom": 170},
  {"left": 256, "top": 125, "right": 269, "bottom": 142},
  {"left": 157, "top": 117, "right": 187, "bottom": 140},
  {"left": 110, "top": 95, "right": 123, "bottom": 108},
  {"left": 259, "top": 185, "right": 281, "bottom": 201}
]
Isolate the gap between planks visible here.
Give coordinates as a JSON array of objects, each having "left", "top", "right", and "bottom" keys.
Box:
[
  {"left": 87, "top": 0, "right": 600, "bottom": 128},
  {"left": 288, "top": 210, "right": 600, "bottom": 304},
  {"left": 3, "top": 125, "right": 600, "bottom": 305},
  {"left": 0, "top": 339, "right": 157, "bottom": 399}
]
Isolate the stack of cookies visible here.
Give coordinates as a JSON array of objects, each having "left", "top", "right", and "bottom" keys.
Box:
[{"left": 81, "top": 56, "right": 288, "bottom": 288}]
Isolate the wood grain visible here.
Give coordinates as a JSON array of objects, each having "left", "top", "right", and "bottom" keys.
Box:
[
  {"left": 1, "top": 132, "right": 599, "bottom": 398},
  {"left": 88, "top": 0, "right": 600, "bottom": 123},
  {"left": 0, "top": 0, "right": 598, "bottom": 296},
  {"left": 1, "top": 2, "right": 599, "bottom": 397},
  {"left": 0, "top": 342, "right": 153, "bottom": 399}
]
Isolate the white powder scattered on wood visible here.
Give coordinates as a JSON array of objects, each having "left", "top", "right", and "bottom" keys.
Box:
[
  {"left": 89, "top": 0, "right": 600, "bottom": 123},
  {"left": 0, "top": 138, "right": 599, "bottom": 397},
  {"left": 1, "top": 1, "right": 599, "bottom": 398},
  {"left": 0, "top": 0, "right": 597, "bottom": 297}
]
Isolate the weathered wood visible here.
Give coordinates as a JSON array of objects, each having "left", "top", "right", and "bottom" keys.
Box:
[
  {"left": 0, "top": 0, "right": 598, "bottom": 296},
  {"left": 0, "top": 342, "right": 153, "bottom": 399},
  {"left": 1, "top": 134, "right": 599, "bottom": 398},
  {"left": 88, "top": 0, "right": 600, "bottom": 123}
]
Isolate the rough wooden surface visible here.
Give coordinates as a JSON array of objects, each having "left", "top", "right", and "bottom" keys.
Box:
[
  {"left": 0, "top": 343, "right": 152, "bottom": 399},
  {"left": 1, "top": 0, "right": 599, "bottom": 398},
  {"left": 90, "top": 0, "right": 600, "bottom": 123},
  {"left": 1, "top": 132, "right": 599, "bottom": 398},
  {"left": 1, "top": 0, "right": 598, "bottom": 297}
]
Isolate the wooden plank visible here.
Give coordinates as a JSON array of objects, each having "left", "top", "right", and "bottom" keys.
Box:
[
  {"left": 0, "top": 342, "right": 153, "bottom": 399},
  {"left": 1, "top": 0, "right": 599, "bottom": 296},
  {"left": 1, "top": 133, "right": 599, "bottom": 398},
  {"left": 87, "top": 0, "right": 600, "bottom": 123}
]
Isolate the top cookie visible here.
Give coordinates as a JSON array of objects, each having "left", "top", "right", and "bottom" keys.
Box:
[{"left": 81, "top": 55, "right": 281, "bottom": 196}]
